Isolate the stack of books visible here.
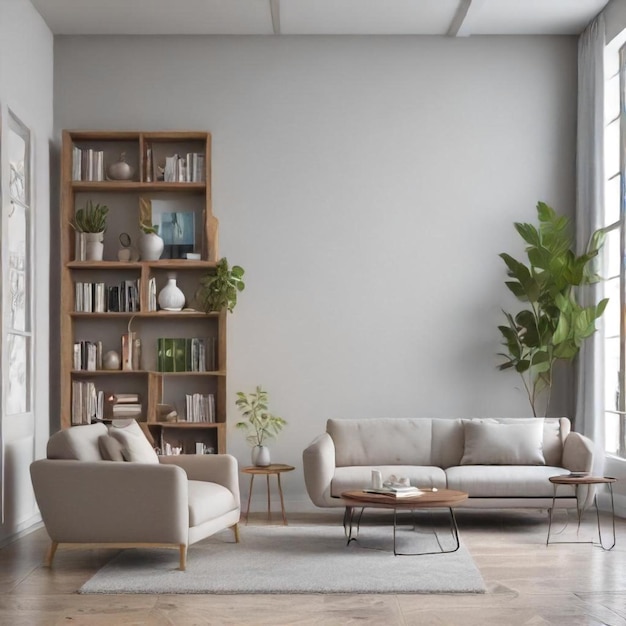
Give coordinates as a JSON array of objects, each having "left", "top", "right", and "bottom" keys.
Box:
[
  {"left": 105, "top": 393, "right": 142, "bottom": 420},
  {"left": 364, "top": 486, "right": 423, "bottom": 498}
]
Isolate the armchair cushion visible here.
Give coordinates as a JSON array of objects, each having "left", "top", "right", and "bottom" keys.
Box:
[
  {"left": 108, "top": 420, "right": 159, "bottom": 464},
  {"left": 47, "top": 422, "right": 108, "bottom": 461},
  {"left": 188, "top": 480, "right": 239, "bottom": 526},
  {"left": 98, "top": 434, "right": 125, "bottom": 461}
]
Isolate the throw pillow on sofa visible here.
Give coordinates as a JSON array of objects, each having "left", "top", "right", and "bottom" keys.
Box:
[{"left": 460, "top": 419, "right": 546, "bottom": 465}]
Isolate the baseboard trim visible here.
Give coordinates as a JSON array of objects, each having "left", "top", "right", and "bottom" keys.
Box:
[{"left": 0, "top": 515, "right": 43, "bottom": 550}]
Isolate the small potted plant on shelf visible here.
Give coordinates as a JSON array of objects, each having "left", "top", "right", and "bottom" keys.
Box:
[
  {"left": 197, "top": 257, "right": 245, "bottom": 313},
  {"left": 70, "top": 200, "right": 108, "bottom": 261},
  {"left": 235, "top": 386, "right": 286, "bottom": 467}
]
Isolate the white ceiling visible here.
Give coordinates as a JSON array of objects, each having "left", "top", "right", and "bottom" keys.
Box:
[{"left": 31, "top": 0, "right": 610, "bottom": 36}]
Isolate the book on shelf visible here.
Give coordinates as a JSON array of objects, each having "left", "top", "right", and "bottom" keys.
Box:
[
  {"left": 74, "top": 280, "right": 139, "bottom": 313},
  {"left": 157, "top": 337, "right": 216, "bottom": 372},
  {"left": 148, "top": 277, "right": 157, "bottom": 312},
  {"left": 185, "top": 393, "right": 215, "bottom": 422},
  {"left": 73, "top": 340, "right": 103, "bottom": 371},
  {"left": 160, "top": 153, "right": 205, "bottom": 183},
  {"left": 71, "top": 382, "right": 103, "bottom": 425},
  {"left": 72, "top": 146, "right": 104, "bottom": 182}
]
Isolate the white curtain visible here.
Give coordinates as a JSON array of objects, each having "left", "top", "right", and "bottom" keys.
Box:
[{"left": 575, "top": 14, "right": 606, "bottom": 475}]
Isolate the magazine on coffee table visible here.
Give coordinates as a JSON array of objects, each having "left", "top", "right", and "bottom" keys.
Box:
[{"left": 363, "top": 486, "right": 423, "bottom": 498}]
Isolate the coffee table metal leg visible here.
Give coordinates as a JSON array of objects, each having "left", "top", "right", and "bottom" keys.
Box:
[
  {"left": 392, "top": 507, "right": 461, "bottom": 556},
  {"left": 277, "top": 473, "right": 288, "bottom": 525},
  {"left": 546, "top": 484, "right": 557, "bottom": 545},
  {"left": 596, "top": 484, "right": 617, "bottom": 551},
  {"left": 344, "top": 506, "right": 359, "bottom": 545},
  {"left": 266, "top": 473, "right": 271, "bottom": 521},
  {"left": 245, "top": 474, "right": 255, "bottom": 525}
]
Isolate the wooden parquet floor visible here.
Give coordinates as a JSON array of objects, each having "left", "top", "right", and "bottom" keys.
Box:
[{"left": 0, "top": 508, "right": 625, "bottom": 625}]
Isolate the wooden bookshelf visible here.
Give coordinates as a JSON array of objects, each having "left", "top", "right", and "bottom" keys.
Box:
[{"left": 60, "top": 130, "right": 227, "bottom": 454}]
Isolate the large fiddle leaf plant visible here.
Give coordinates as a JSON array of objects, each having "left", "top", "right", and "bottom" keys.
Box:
[{"left": 498, "top": 201, "right": 608, "bottom": 416}]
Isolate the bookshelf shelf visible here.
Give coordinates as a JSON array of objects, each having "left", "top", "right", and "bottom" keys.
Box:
[{"left": 60, "top": 129, "right": 227, "bottom": 454}]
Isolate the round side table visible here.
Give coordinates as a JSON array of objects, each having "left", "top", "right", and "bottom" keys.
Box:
[
  {"left": 546, "top": 474, "right": 617, "bottom": 550},
  {"left": 241, "top": 464, "right": 295, "bottom": 525}
]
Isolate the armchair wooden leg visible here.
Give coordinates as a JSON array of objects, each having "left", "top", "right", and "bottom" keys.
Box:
[
  {"left": 44, "top": 541, "right": 58, "bottom": 567},
  {"left": 179, "top": 544, "right": 187, "bottom": 571},
  {"left": 231, "top": 523, "right": 240, "bottom": 543}
]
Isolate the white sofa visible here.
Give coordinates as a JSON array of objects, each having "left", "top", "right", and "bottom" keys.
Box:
[{"left": 303, "top": 417, "right": 594, "bottom": 510}]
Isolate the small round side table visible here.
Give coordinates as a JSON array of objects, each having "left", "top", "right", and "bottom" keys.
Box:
[
  {"left": 546, "top": 475, "right": 617, "bottom": 550},
  {"left": 241, "top": 464, "right": 295, "bottom": 525}
]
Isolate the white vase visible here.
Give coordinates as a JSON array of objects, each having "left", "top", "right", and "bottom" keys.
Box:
[
  {"left": 158, "top": 273, "right": 185, "bottom": 311},
  {"left": 139, "top": 232, "right": 164, "bottom": 261},
  {"left": 85, "top": 232, "right": 104, "bottom": 261},
  {"left": 252, "top": 445, "right": 271, "bottom": 467}
]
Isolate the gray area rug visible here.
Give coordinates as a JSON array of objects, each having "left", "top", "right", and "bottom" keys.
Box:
[{"left": 80, "top": 524, "right": 485, "bottom": 594}]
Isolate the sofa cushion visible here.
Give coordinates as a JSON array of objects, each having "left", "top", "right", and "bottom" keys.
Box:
[
  {"left": 109, "top": 420, "right": 159, "bottom": 464},
  {"left": 446, "top": 465, "right": 574, "bottom": 498},
  {"left": 430, "top": 419, "right": 465, "bottom": 468},
  {"left": 47, "top": 422, "right": 108, "bottom": 461},
  {"left": 460, "top": 419, "right": 546, "bottom": 465},
  {"left": 187, "top": 480, "right": 238, "bottom": 526},
  {"left": 330, "top": 466, "right": 447, "bottom": 497},
  {"left": 327, "top": 418, "right": 433, "bottom": 467}
]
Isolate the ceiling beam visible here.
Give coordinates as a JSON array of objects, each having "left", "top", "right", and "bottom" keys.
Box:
[
  {"left": 270, "top": 0, "right": 281, "bottom": 35},
  {"left": 447, "top": 0, "right": 487, "bottom": 37}
]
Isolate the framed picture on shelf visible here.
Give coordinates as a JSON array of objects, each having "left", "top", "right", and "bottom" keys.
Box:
[{"left": 145, "top": 198, "right": 202, "bottom": 259}]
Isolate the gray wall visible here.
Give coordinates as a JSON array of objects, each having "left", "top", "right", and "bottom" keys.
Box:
[
  {"left": 54, "top": 35, "right": 577, "bottom": 504},
  {"left": 0, "top": 0, "right": 52, "bottom": 542}
]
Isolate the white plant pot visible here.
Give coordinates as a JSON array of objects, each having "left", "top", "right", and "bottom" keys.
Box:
[
  {"left": 85, "top": 232, "right": 104, "bottom": 261},
  {"left": 139, "top": 232, "right": 164, "bottom": 261},
  {"left": 252, "top": 445, "right": 271, "bottom": 467},
  {"left": 158, "top": 273, "right": 185, "bottom": 311}
]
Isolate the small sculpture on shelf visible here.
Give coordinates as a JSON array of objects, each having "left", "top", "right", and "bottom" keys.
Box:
[{"left": 107, "top": 152, "right": 135, "bottom": 181}]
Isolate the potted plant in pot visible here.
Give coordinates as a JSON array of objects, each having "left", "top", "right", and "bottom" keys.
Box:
[
  {"left": 235, "top": 386, "right": 287, "bottom": 466},
  {"left": 71, "top": 200, "right": 108, "bottom": 261},
  {"left": 197, "top": 257, "right": 245, "bottom": 313},
  {"left": 498, "top": 201, "right": 608, "bottom": 416}
]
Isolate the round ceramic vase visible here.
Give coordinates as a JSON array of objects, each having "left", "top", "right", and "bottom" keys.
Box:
[
  {"left": 158, "top": 274, "right": 185, "bottom": 311},
  {"left": 252, "top": 445, "right": 271, "bottom": 467},
  {"left": 139, "top": 232, "right": 164, "bottom": 261},
  {"left": 85, "top": 232, "right": 104, "bottom": 261}
]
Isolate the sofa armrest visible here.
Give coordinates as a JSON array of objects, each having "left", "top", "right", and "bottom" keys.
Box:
[
  {"left": 30, "top": 459, "right": 189, "bottom": 544},
  {"left": 159, "top": 454, "right": 240, "bottom": 506},
  {"left": 302, "top": 433, "right": 336, "bottom": 507},
  {"left": 562, "top": 431, "right": 594, "bottom": 473}
]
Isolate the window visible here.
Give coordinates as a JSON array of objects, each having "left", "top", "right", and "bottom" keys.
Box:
[
  {"left": 2, "top": 111, "right": 32, "bottom": 417},
  {"left": 603, "top": 43, "right": 626, "bottom": 457}
]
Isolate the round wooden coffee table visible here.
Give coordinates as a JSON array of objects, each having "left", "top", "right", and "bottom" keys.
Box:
[
  {"left": 341, "top": 488, "right": 468, "bottom": 556},
  {"left": 547, "top": 474, "right": 617, "bottom": 550}
]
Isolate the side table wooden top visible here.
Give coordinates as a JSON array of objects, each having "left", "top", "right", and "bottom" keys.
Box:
[
  {"left": 241, "top": 464, "right": 295, "bottom": 475},
  {"left": 549, "top": 475, "right": 617, "bottom": 485}
]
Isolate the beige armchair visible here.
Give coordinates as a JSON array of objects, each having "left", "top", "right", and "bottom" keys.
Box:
[{"left": 30, "top": 422, "right": 240, "bottom": 570}]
